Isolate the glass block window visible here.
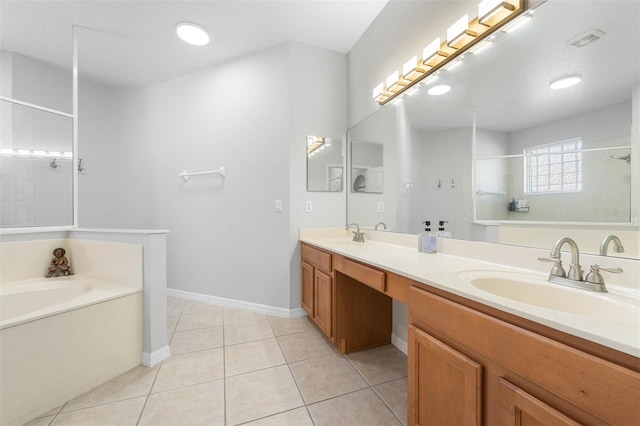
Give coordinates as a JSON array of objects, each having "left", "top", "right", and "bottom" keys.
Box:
[{"left": 524, "top": 138, "right": 582, "bottom": 194}]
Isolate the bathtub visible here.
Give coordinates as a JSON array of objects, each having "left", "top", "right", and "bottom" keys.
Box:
[
  {"left": 1, "top": 276, "right": 139, "bottom": 328},
  {"left": 0, "top": 276, "right": 143, "bottom": 425}
]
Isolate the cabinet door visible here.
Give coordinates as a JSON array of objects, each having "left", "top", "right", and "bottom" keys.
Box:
[
  {"left": 301, "top": 261, "right": 314, "bottom": 317},
  {"left": 498, "top": 379, "right": 581, "bottom": 426},
  {"left": 408, "top": 325, "right": 482, "bottom": 426},
  {"left": 314, "top": 269, "right": 333, "bottom": 338}
]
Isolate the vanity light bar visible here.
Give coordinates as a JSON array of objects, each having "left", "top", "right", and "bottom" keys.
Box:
[
  {"left": 0, "top": 149, "right": 73, "bottom": 159},
  {"left": 422, "top": 38, "right": 449, "bottom": 67},
  {"left": 500, "top": 9, "right": 533, "bottom": 33},
  {"left": 447, "top": 15, "right": 478, "bottom": 49},
  {"left": 307, "top": 137, "right": 326, "bottom": 156},
  {"left": 372, "top": 0, "right": 525, "bottom": 105},
  {"left": 386, "top": 71, "right": 406, "bottom": 93},
  {"left": 479, "top": 0, "right": 517, "bottom": 26},
  {"left": 402, "top": 56, "right": 426, "bottom": 81},
  {"left": 468, "top": 38, "right": 494, "bottom": 55}
]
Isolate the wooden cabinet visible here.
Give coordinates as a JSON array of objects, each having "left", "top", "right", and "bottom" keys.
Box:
[
  {"left": 497, "top": 379, "right": 580, "bottom": 426},
  {"left": 300, "top": 243, "right": 392, "bottom": 351},
  {"left": 301, "top": 261, "right": 315, "bottom": 317},
  {"left": 314, "top": 269, "right": 332, "bottom": 337},
  {"left": 300, "top": 240, "right": 639, "bottom": 425},
  {"left": 408, "top": 325, "right": 482, "bottom": 426},
  {"left": 408, "top": 285, "right": 640, "bottom": 425},
  {"left": 301, "top": 244, "right": 333, "bottom": 340}
]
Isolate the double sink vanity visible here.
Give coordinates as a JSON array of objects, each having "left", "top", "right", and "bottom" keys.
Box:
[{"left": 299, "top": 228, "right": 640, "bottom": 425}]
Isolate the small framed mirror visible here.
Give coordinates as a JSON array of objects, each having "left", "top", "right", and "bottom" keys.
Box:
[
  {"left": 306, "top": 135, "right": 344, "bottom": 192},
  {"left": 350, "top": 141, "right": 383, "bottom": 193}
]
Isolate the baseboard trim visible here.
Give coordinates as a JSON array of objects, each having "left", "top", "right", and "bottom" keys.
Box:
[
  {"left": 142, "top": 345, "right": 171, "bottom": 367},
  {"left": 166, "top": 288, "right": 307, "bottom": 319},
  {"left": 391, "top": 333, "right": 408, "bottom": 355}
]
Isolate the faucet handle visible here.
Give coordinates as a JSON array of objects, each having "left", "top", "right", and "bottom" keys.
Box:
[
  {"left": 585, "top": 264, "right": 623, "bottom": 285},
  {"left": 597, "top": 265, "right": 623, "bottom": 274},
  {"left": 537, "top": 257, "right": 566, "bottom": 277}
]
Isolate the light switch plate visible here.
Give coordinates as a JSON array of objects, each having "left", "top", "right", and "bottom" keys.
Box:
[
  {"left": 275, "top": 200, "right": 282, "bottom": 212},
  {"left": 305, "top": 201, "right": 313, "bottom": 212},
  {"left": 378, "top": 202, "right": 384, "bottom": 212}
]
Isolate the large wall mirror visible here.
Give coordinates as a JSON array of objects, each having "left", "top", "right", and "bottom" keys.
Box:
[
  {"left": 0, "top": 99, "right": 73, "bottom": 227},
  {"left": 346, "top": 0, "right": 639, "bottom": 259},
  {"left": 351, "top": 141, "right": 383, "bottom": 193},
  {"left": 1, "top": 44, "right": 74, "bottom": 228}
]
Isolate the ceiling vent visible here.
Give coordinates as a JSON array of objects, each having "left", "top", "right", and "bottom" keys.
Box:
[{"left": 568, "top": 29, "right": 606, "bottom": 48}]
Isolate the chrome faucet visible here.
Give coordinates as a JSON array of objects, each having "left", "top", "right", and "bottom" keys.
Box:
[
  {"left": 599, "top": 235, "right": 624, "bottom": 256},
  {"left": 549, "top": 237, "right": 583, "bottom": 281},
  {"left": 346, "top": 223, "right": 365, "bottom": 243},
  {"left": 375, "top": 222, "right": 388, "bottom": 231},
  {"left": 539, "top": 236, "right": 622, "bottom": 292}
]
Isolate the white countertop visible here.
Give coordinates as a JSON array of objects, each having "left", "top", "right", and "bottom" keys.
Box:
[{"left": 300, "top": 229, "right": 640, "bottom": 358}]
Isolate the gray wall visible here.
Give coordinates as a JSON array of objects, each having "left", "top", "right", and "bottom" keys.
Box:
[{"left": 78, "top": 42, "right": 347, "bottom": 310}]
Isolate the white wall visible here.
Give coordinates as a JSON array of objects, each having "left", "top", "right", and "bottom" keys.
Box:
[
  {"left": 5, "top": 51, "right": 72, "bottom": 113},
  {"left": 78, "top": 82, "right": 148, "bottom": 229},
  {"left": 289, "top": 42, "right": 348, "bottom": 308},
  {"left": 411, "top": 127, "right": 473, "bottom": 239},
  {"left": 347, "top": 104, "right": 396, "bottom": 229},
  {"left": 475, "top": 129, "right": 510, "bottom": 221},
  {"left": 77, "top": 42, "right": 348, "bottom": 311},
  {"left": 0, "top": 50, "right": 12, "bottom": 97},
  {"left": 506, "top": 101, "right": 632, "bottom": 222}
]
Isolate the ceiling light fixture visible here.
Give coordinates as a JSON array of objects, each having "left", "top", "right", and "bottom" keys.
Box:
[
  {"left": 403, "top": 56, "right": 426, "bottom": 82},
  {"left": 176, "top": 22, "right": 210, "bottom": 46},
  {"left": 428, "top": 85, "right": 451, "bottom": 96},
  {"left": 549, "top": 75, "right": 582, "bottom": 90},
  {"left": 479, "top": 0, "right": 516, "bottom": 26},
  {"left": 372, "top": 0, "right": 525, "bottom": 105},
  {"left": 422, "top": 38, "right": 448, "bottom": 67},
  {"left": 447, "top": 15, "right": 477, "bottom": 49}
]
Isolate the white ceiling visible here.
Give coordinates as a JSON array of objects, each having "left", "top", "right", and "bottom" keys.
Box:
[
  {"left": 0, "top": 0, "right": 388, "bottom": 88},
  {"left": 401, "top": 0, "right": 640, "bottom": 133}
]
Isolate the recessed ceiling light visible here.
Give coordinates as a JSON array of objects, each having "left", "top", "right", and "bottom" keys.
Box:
[
  {"left": 549, "top": 75, "right": 581, "bottom": 90},
  {"left": 176, "top": 22, "right": 210, "bottom": 46},
  {"left": 428, "top": 84, "right": 451, "bottom": 96}
]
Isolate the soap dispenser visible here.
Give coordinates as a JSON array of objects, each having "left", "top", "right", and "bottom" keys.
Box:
[
  {"left": 418, "top": 221, "right": 438, "bottom": 253},
  {"left": 437, "top": 220, "right": 452, "bottom": 239}
]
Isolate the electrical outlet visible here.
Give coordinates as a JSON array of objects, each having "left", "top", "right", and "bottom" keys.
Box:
[
  {"left": 377, "top": 202, "right": 384, "bottom": 212},
  {"left": 305, "top": 201, "right": 313, "bottom": 212},
  {"left": 275, "top": 200, "right": 282, "bottom": 212}
]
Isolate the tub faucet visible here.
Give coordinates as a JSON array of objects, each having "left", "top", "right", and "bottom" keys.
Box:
[
  {"left": 599, "top": 235, "right": 624, "bottom": 256},
  {"left": 375, "top": 222, "right": 388, "bottom": 231},
  {"left": 346, "top": 223, "right": 365, "bottom": 243},
  {"left": 549, "top": 237, "right": 583, "bottom": 281}
]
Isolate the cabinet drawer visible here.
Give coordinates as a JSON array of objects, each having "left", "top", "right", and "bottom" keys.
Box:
[
  {"left": 301, "top": 244, "right": 332, "bottom": 273},
  {"left": 335, "top": 257, "right": 385, "bottom": 292},
  {"left": 408, "top": 285, "right": 640, "bottom": 425}
]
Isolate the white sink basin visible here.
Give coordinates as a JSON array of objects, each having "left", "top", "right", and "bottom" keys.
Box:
[{"left": 457, "top": 270, "right": 639, "bottom": 322}]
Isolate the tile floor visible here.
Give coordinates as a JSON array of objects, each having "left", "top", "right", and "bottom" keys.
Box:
[{"left": 26, "top": 296, "right": 407, "bottom": 426}]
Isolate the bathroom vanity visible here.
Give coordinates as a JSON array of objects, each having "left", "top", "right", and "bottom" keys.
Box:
[{"left": 300, "top": 230, "right": 640, "bottom": 425}]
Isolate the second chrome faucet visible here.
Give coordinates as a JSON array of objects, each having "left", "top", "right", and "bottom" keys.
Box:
[
  {"left": 346, "top": 223, "right": 365, "bottom": 243},
  {"left": 539, "top": 237, "right": 623, "bottom": 293}
]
